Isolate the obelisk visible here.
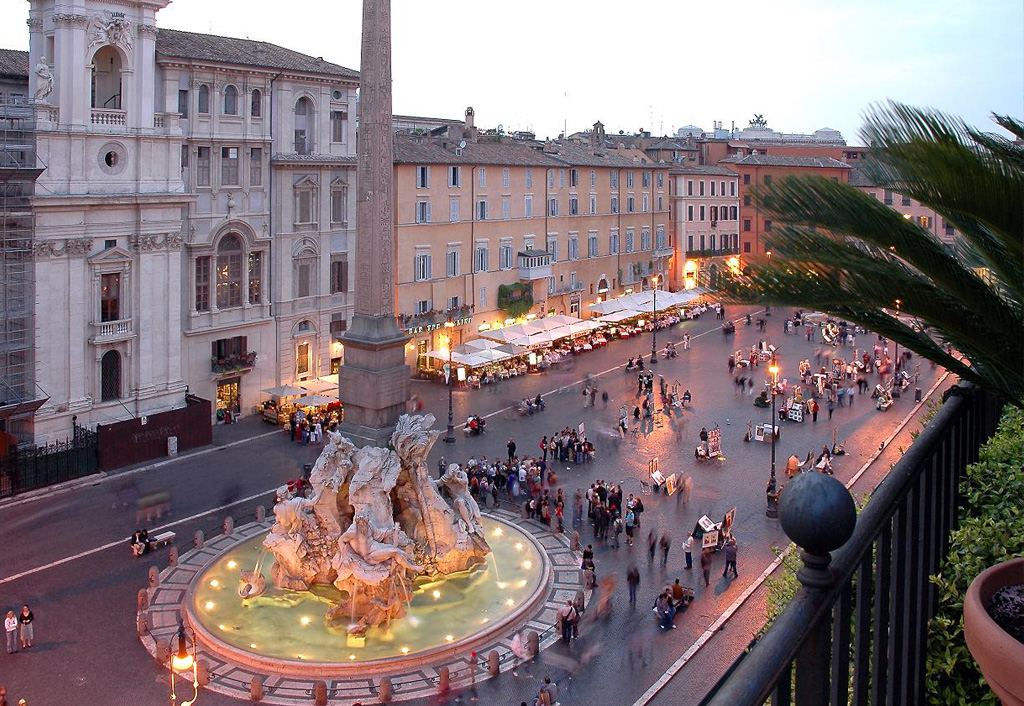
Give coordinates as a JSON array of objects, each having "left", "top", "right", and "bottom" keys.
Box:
[{"left": 337, "top": 0, "right": 410, "bottom": 446}]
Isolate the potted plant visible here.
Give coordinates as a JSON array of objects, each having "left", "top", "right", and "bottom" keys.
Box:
[{"left": 964, "top": 557, "right": 1024, "bottom": 705}]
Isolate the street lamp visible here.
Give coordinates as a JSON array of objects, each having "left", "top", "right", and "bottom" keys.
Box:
[
  {"left": 442, "top": 321, "right": 456, "bottom": 444},
  {"left": 650, "top": 275, "right": 659, "bottom": 365},
  {"left": 766, "top": 357, "right": 781, "bottom": 519},
  {"left": 169, "top": 622, "right": 199, "bottom": 706},
  {"left": 893, "top": 299, "right": 902, "bottom": 372}
]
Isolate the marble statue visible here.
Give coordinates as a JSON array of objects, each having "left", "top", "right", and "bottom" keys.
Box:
[
  {"left": 253, "top": 415, "right": 490, "bottom": 637},
  {"left": 33, "top": 58, "right": 53, "bottom": 103}
]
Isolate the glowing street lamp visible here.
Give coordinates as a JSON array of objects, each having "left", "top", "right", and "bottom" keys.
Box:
[
  {"left": 650, "top": 274, "right": 660, "bottom": 365},
  {"left": 893, "top": 299, "right": 902, "bottom": 372},
  {"left": 169, "top": 622, "right": 199, "bottom": 706},
  {"left": 443, "top": 321, "right": 456, "bottom": 443},
  {"left": 766, "top": 358, "right": 781, "bottom": 519}
]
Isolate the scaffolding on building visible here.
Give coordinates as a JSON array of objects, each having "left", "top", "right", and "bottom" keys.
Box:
[{"left": 0, "top": 94, "right": 44, "bottom": 443}]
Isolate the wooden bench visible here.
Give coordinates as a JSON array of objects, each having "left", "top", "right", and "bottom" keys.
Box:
[{"left": 149, "top": 531, "right": 175, "bottom": 549}]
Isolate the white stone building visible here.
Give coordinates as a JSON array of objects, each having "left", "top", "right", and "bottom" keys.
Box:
[{"left": 21, "top": 0, "right": 357, "bottom": 442}]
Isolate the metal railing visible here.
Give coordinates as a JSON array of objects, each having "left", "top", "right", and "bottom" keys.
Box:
[{"left": 703, "top": 383, "right": 1001, "bottom": 706}]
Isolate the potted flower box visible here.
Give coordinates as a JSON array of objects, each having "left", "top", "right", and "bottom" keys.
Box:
[{"left": 964, "top": 557, "right": 1024, "bottom": 705}]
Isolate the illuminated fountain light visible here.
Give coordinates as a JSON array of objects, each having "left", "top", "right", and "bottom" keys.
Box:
[
  {"left": 505, "top": 598, "right": 514, "bottom": 607},
  {"left": 349, "top": 654, "right": 357, "bottom": 661},
  {"left": 401, "top": 647, "right": 409, "bottom": 655},
  {"left": 432, "top": 590, "right": 441, "bottom": 600},
  {"left": 300, "top": 616, "right": 311, "bottom": 626},
  {"left": 495, "top": 581, "right": 508, "bottom": 589},
  {"left": 522, "top": 560, "right": 532, "bottom": 569},
  {"left": 492, "top": 527, "right": 503, "bottom": 537},
  {"left": 445, "top": 634, "right": 454, "bottom": 642},
  {"left": 516, "top": 579, "right": 528, "bottom": 588},
  {"left": 515, "top": 542, "right": 523, "bottom": 551},
  {"left": 226, "top": 560, "right": 238, "bottom": 569},
  {"left": 204, "top": 601, "right": 215, "bottom": 611},
  {"left": 209, "top": 579, "right": 220, "bottom": 588}
]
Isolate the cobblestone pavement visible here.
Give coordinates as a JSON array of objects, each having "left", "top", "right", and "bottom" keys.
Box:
[{"left": 0, "top": 305, "right": 949, "bottom": 706}]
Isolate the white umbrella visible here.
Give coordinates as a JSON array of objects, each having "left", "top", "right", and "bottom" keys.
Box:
[
  {"left": 262, "top": 385, "right": 307, "bottom": 398},
  {"left": 292, "top": 394, "right": 337, "bottom": 407},
  {"left": 587, "top": 299, "right": 629, "bottom": 315},
  {"left": 479, "top": 326, "right": 528, "bottom": 343},
  {"left": 317, "top": 374, "right": 339, "bottom": 385},
  {"left": 597, "top": 309, "right": 643, "bottom": 324},
  {"left": 298, "top": 379, "right": 335, "bottom": 393}
]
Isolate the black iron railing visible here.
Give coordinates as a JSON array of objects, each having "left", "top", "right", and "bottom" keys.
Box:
[
  {"left": 702, "top": 383, "right": 1001, "bottom": 706},
  {"left": 0, "top": 424, "right": 99, "bottom": 498}
]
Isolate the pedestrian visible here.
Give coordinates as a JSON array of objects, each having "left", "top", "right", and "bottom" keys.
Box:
[
  {"left": 660, "top": 533, "right": 671, "bottom": 566},
  {"left": 557, "top": 600, "right": 576, "bottom": 645},
  {"left": 437, "top": 456, "right": 446, "bottom": 478},
  {"left": 626, "top": 564, "right": 640, "bottom": 607},
  {"left": 647, "top": 530, "right": 657, "bottom": 563},
  {"left": 723, "top": 538, "right": 739, "bottom": 579},
  {"left": 4, "top": 611, "right": 16, "bottom": 654},
  {"left": 624, "top": 508, "right": 635, "bottom": 546},
  {"left": 811, "top": 399, "right": 819, "bottom": 423},
  {"left": 827, "top": 399, "right": 835, "bottom": 420},
  {"left": 507, "top": 438, "right": 516, "bottom": 464},
  {"left": 510, "top": 631, "right": 527, "bottom": 675},
  {"left": 17, "top": 606, "right": 32, "bottom": 649},
  {"left": 601, "top": 390, "right": 609, "bottom": 407},
  {"left": 700, "top": 548, "right": 713, "bottom": 588},
  {"left": 683, "top": 533, "right": 693, "bottom": 570},
  {"left": 540, "top": 436, "right": 548, "bottom": 462}
]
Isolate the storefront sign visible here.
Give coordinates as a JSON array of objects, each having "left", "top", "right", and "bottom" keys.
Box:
[{"left": 405, "top": 316, "right": 473, "bottom": 335}]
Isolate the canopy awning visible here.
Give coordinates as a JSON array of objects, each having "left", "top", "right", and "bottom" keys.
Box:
[
  {"left": 262, "top": 385, "right": 307, "bottom": 398},
  {"left": 596, "top": 309, "right": 643, "bottom": 324},
  {"left": 298, "top": 379, "right": 336, "bottom": 393},
  {"left": 292, "top": 394, "right": 337, "bottom": 407}
]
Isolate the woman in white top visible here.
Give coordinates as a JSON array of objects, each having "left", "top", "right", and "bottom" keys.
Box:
[{"left": 5, "top": 610, "right": 17, "bottom": 653}]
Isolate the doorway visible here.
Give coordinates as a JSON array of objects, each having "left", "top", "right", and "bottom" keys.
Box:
[{"left": 216, "top": 377, "right": 241, "bottom": 415}]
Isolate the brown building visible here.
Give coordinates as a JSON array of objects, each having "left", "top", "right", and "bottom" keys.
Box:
[{"left": 669, "top": 165, "right": 740, "bottom": 289}]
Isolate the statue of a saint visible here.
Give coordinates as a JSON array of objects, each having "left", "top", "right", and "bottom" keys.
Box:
[
  {"left": 337, "top": 512, "right": 422, "bottom": 576},
  {"left": 33, "top": 57, "right": 53, "bottom": 103}
]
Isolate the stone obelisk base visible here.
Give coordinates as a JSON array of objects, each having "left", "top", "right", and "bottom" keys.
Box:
[{"left": 337, "top": 313, "right": 410, "bottom": 447}]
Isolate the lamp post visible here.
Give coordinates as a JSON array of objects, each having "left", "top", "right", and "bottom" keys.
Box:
[
  {"left": 650, "top": 275, "right": 659, "bottom": 365},
  {"left": 169, "top": 622, "right": 199, "bottom": 706},
  {"left": 893, "top": 299, "right": 901, "bottom": 372},
  {"left": 443, "top": 321, "right": 456, "bottom": 443},
  {"left": 766, "top": 358, "right": 780, "bottom": 519}
]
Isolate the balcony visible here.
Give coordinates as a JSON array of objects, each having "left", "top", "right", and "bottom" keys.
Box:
[
  {"left": 654, "top": 246, "right": 675, "bottom": 258},
  {"left": 398, "top": 305, "right": 474, "bottom": 332},
  {"left": 89, "top": 319, "right": 134, "bottom": 344},
  {"left": 548, "top": 281, "right": 584, "bottom": 296},
  {"left": 211, "top": 351, "right": 257, "bottom": 375},
  {"left": 518, "top": 249, "right": 552, "bottom": 281},
  {"left": 91, "top": 109, "right": 126, "bottom": 128}
]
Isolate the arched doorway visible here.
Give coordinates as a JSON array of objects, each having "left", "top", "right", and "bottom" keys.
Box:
[
  {"left": 100, "top": 350, "right": 121, "bottom": 401},
  {"left": 91, "top": 46, "right": 123, "bottom": 109},
  {"left": 294, "top": 97, "right": 313, "bottom": 154}
]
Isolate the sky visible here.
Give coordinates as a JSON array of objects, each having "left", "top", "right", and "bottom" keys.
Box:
[{"left": 2, "top": 0, "right": 1021, "bottom": 145}]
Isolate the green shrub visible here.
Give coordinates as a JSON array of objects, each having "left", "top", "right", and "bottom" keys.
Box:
[
  {"left": 497, "top": 283, "right": 533, "bottom": 319},
  {"left": 925, "top": 406, "right": 1024, "bottom": 706}
]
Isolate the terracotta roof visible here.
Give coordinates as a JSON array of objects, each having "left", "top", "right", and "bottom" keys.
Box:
[
  {"left": 544, "top": 141, "right": 654, "bottom": 168},
  {"left": 847, "top": 167, "right": 877, "bottom": 187},
  {"left": 393, "top": 134, "right": 563, "bottom": 167},
  {"left": 156, "top": 28, "right": 358, "bottom": 79},
  {"left": 719, "top": 154, "right": 851, "bottom": 169},
  {"left": 0, "top": 49, "right": 28, "bottom": 80},
  {"left": 670, "top": 165, "right": 737, "bottom": 176}
]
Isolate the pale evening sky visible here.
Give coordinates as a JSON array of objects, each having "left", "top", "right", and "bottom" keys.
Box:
[{"left": 2, "top": 0, "right": 1021, "bottom": 144}]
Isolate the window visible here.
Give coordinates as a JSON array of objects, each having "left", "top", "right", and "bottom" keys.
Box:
[
  {"left": 944, "top": 220, "right": 955, "bottom": 235},
  {"left": 559, "top": 170, "right": 565, "bottom": 188},
  {"left": 764, "top": 220, "right": 773, "bottom": 232},
  {"left": 415, "top": 201, "right": 431, "bottom": 223},
  {"left": 627, "top": 172, "right": 635, "bottom": 188},
  {"left": 625, "top": 228, "right": 635, "bottom": 253},
  {"left": 548, "top": 170, "right": 555, "bottom": 188},
  {"left": 479, "top": 287, "right": 487, "bottom": 308},
  {"left": 588, "top": 234, "right": 598, "bottom": 258},
  {"left": 221, "top": 147, "right": 239, "bottom": 186},
  {"left": 502, "top": 197, "right": 511, "bottom": 220},
  {"left": 251, "top": 89, "right": 262, "bottom": 117},
  {"left": 744, "top": 242, "right": 751, "bottom": 253},
  {"left": 699, "top": 180, "right": 705, "bottom": 196},
  {"left": 642, "top": 194, "right": 648, "bottom": 212},
  {"left": 902, "top": 195, "right": 912, "bottom": 206},
  {"left": 743, "top": 219, "right": 751, "bottom": 232},
  {"left": 330, "top": 256, "right": 349, "bottom": 294},
  {"left": 590, "top": 195, "right": 597, "bottom": 214},
  {"left": 699, "top": 205, "right": 706, "bottom": 221},
  {"left": 570, "top": 169, "right": 579, "bottom": 187},
  {"left": 548, "top": 276, "right": 555, "bottom": 295},
  {"left": 248, "top": 251, "right": 262, "bottom": 303},
  {"left": 414, "top": 252, "right": 432, "bottom": 281},
  {"left": 730, "top": 206, "right": 738, "bottom": 220},
  {"left": 657, "top": 172, "right": 664, "bottom": 188},
  {"left": 687, "top": 180, "right": 693, "bottom": 196},
  {"left": 710, "top": 181, "right": 716, "bottom": 196},
  {"left": 100, "top": 273, "right": 120, "bottom": 322},
  {"left": 524, "top": 195, "right": 533, "bottom": 218},
  {"left": 478, "top": 168, "right": 487, "bottom": 188},
  {"left": 223, "top": 85, "right": 238, "bottom": 115},
  {"left": 475, "top": 245, "right": 489, "bottom": 272},
  {"left": 502, "top": 168, "right": 510, "bottom": 188},
  {"left": 764, "top": 175, "right": 772, "bottom": 186},
  {"left": 250, "top": 148, "right": 263, "bottom": 187},
  {"left": 730, "top": 182, "right": 736, "bottom": 196},
  {"left": 449, "top": 199, "right": 460, "bottom": 222},
  {"left": 446, "top": 250, "right": 459, "bottom": 277},
  {"left": 198, "top": 84, "right": 210, "bottom": 114},
  {"left": 685, "top": 235, "right": 694, "bottom": 252},
  {"left": 721, "top": 181, "right": 726, "bottom": 195},
  {"left": 296, "top": 342, "right": 310, "bottom": 377},
  {"left": 568, "top": 236, "right": 579, "bottom": 261},
  {"left": 415, "top": 299, "right": 430, "bottom": 315},
  {"left": 295, "top": 181, "right": 316, "bottom": 224},
  {"left": 548, "top": 198, "right": 558, "bottom": 216},
  {"left": 416, "top": 165, "right": 430, "bottom": 189},
  {"left": 216, "top": 235, "right": 244, "bottom": 308},
  {"left": 710, "top": 234, "right": 716, "bottom": 250},
  {"left": 196, "top": 147, "right": 211, "bottom": 186},
  {"left": 641, "top": 229, "right": 651, "bottom": 251},
  {"left": 609, "top": 230, "right": 620, "bottom": 254},
  {"left": 570, "top": 197, "right": 579, "bottom": 215},
  {"left": 744, "top": 195, "right": 751, "bottom": 207},
  {"left": 177, "top": 89, "right": 188, "bottom": 117},
  {"left": 477, "top": 200, "right": 488, "bottom": 220},
  {"left": 642, "top": 172, "right": 650, "bottom": 188},
  {"left": 743, "top": 174, "right": 750, "bottom": 185},
  {"left": 294, "top": 97, "right": 313, "bottom": 155},
  {"left": 610, "top": 171, "right": 619, "bottom": 188},
  {"left": 195, "top": 256, "right": 210, "bottom": 311},
  {"left": 448, "top": 296, "right": 461, "bottom": 311},
  {"left": 611, "top": 196, "right": 619, "bottom": 214},
  {"left": 710, "top": 206, "right": 719, "bottom": 222},
  {"left": 330, "top": 179, "right": 347, "bottom": 224},
  {"left": 499, "top": 244, "right": 513, "bottom": 270},
  {"left": 656, "top": 227, "right": 666, "bottom": 250},
  {"left": 918, "top": 215, "right": 932, "bottom": 229},
  {"left": 295, "top": 255, "right": 315, "bottom": 298},
  {"left": 546, "top": 236, "right": 558, "bottom": 261},
  {"left": 687, "top": 205, "right": 694, "bottom": 221},
  {"left": 627, "top": 196, "right": 634, "bottom": 213},
  {"left": 525, "top": 168, "right": 533, "bottom": 188},
  {"left": 657, "top": 196, "right": 663, "bottom": 211},
  {"left": 700, "top": 234, "right": 706, "bottom": 250},
  {"left": 590, "top": 170, "right": 596, "bottom": 188},
  {"left": 100, "top": 350, "right": 121, "bottom": 402},
  {"left": 448, "top": 166, "right": 462, "bottom": 187},
  {"left": 330, "top": 110, "right": 347, "bottom": 142},
  {"left": 104, "top": 239, "right": 117, "bottom": 250}
]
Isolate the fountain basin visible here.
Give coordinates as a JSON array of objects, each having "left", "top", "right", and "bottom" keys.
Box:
[{"left": 184, "top": 515, "right": 550, "bottom": 677}]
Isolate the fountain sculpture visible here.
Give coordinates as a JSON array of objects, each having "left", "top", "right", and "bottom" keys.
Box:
[{"left": 245, "top": 414, "right": 490, "bottom": 637}]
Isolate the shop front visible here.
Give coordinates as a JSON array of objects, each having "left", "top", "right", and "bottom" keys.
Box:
[{"left": 216, "top": 376, "right": 241, "bottom": 417}]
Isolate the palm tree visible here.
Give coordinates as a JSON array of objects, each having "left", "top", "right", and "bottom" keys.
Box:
[{"left": 720, "top": 103, "right": 1023, "bottom": 405}]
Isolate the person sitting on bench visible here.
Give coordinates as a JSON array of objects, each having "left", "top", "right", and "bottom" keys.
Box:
[{"left": 131, "top": 528, "right": 149, "bottom": 556}]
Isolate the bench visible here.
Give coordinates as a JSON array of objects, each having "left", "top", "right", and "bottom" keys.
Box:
[{"left": 149, "top": 531, "right": 176, "bottom": 549}]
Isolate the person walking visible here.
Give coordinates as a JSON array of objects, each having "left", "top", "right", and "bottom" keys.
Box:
[
  {"left": 507, "top": 438, "right": 517, "bottom": 464},
  {"left": 811, "top": 399, "right": 819, "bottom": 423},
  {"left": 683, "top": 533, "right": 693, "bottom": 570},
  {"left": 660, "top": 533, "right": 671, "bottom": 566},
  {"left": 557, "top": 600, "right": 576, "bottom": 646},
  {"left": 17, "top": 606, "right": 32, "bottom": 650},
  {"left": 700, "top": 548, "right": 713, "bottom": 588},
  {"left": 827, "top": 398, "right": 835, "bottom": 421},
  {"left": 647, "top": 530, "right": 657, "bottom": 564},
  {"left": 624, "top": 508, "right": 635, "bottom": 546},
  {"left": 723, "top": 538, "right": 739, "bottom": 579},
  {"left": 4, "top": 611, "right": 16, "bottom": 654},
  {"left": 626, "top": 564, "right": 640, "bottom": 608},
  {"left": 540, "top": 436, "right": 548, "bottom": 462}
]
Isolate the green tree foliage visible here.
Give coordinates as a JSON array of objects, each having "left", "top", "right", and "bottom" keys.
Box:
[
  {"left": 720, "top": 103, "right": 1023, "bottom": 405},
  {"left": 497, "top": 282, "right": 533, "bottom": 319}
]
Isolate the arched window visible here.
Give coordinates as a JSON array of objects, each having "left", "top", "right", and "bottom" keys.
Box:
[
  {"left": 216, "top": 234, "right": 244, "bottom": 309},
  {"left": 91, "top": 46, "right": 123, "bottom": 109},
  {"left": 293, "top": 246, "right": 318, "bottom": 299},
  {"left": 198, "top": 84, "right": 210, "bottom": 114},
  {"left": 100, "top": 350, "right": 121, "bottom": 401},
  {"left": 251, "top": 89, "right": 262, "bottom": 118},
  {"left": 223, "top": 85, "right": 238, "bottom": 115},
  {"left": 294, "top": 97, "right": 313, "bottom": 155}
]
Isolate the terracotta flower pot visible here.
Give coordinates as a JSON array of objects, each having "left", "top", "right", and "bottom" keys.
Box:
[{"left": 964, "top": 557, "right": 1024, "bottom": 706}]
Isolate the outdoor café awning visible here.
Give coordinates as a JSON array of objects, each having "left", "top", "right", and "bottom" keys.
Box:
[
  {"left": 262, "top": 385, "right": 307, "bottom": 398},
  {"left": 298, "top": 379, "right": 336, "bottom": 393},
  {"left": 292, "top": 394, "right": 337, "bottom": 407},
  {"left": 596, "top": 309, "right": 643, "bottom": 324}
]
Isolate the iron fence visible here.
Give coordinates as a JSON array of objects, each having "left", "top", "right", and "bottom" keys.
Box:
[
  {"left": 0, "top": 424, "right": 99, "bottom": 498},
  {"left": 702, "top": 384, "right": 1001, "bottom": 706}
]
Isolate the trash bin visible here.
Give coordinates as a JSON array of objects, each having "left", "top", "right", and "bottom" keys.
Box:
[{"left": 915, "top": 388, "right": 922, "bottom": 402}]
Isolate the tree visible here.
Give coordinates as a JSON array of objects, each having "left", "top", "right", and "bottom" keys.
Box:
[{"left": 721, "top": 103, "right": 1023, "bottom": 405}]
